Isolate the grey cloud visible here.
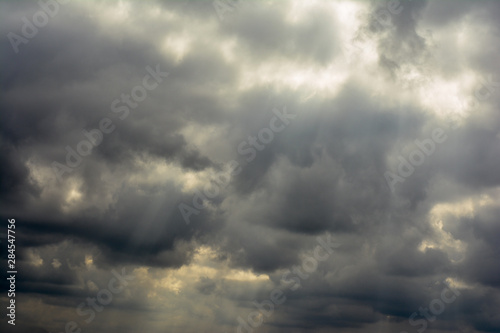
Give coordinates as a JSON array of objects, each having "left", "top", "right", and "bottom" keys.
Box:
[{"left": 1, "top": 0, "right": 500, "bottom": 332}]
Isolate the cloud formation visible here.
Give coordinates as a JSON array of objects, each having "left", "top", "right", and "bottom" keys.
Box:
[{"left": 1, "top": 0, "right": 500, "bottom": 332}]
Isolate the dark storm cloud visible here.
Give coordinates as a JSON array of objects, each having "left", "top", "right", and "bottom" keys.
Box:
[
  {"left": 219, "top": 82, "right": 430, "bottom": 250},
  {"left": 1, "top": 1, "right": 500, "bottom": 333},
  {"left": 0, "top": 0, "right": 231, "bottom": 269},
  {"left": 0, "top": 142, "right": 41, "bottom": 204},
  {"left": 3, "top": 183, "right": 224, "bottom": 269},
  {"left": 443, "top": 203, "right": 500, "bottom": 288}
]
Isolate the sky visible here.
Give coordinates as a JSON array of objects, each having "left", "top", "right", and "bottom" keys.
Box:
[{"left": 1, "top": 0, "right": 500, "bottom": 332}]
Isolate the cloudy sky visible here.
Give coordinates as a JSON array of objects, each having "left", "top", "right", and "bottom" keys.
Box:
[{"left": 1, "top": 0, "right": 500, "bottom": 332}]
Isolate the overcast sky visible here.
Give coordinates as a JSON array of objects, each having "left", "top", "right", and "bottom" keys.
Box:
[{"left": 1, "top": 0, "right": 500, "bottom": 332}]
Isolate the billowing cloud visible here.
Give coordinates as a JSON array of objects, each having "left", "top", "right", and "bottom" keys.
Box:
[{"left": 1, "top": 0, "right": 499, "bottom": 332}]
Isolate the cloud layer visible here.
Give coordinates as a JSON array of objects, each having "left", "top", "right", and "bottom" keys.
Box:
[{"left": 1, "top": 1, "right": 500, "bottom": 332}]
